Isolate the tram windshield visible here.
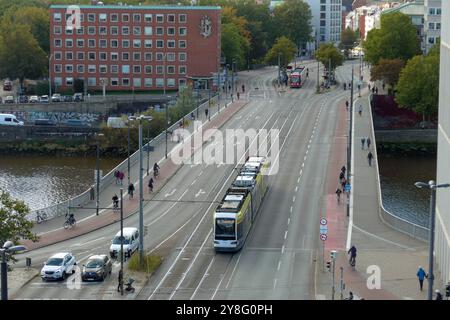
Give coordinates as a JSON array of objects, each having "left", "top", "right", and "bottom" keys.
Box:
[{"left": 215, "top": 218, "right": 235, "bottom": 240}]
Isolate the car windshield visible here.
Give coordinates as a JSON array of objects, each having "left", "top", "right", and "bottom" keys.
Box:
[
  {"left": 112, "top": 236, "right": 130, "bottom": 245},
  {"left": 86, "top": 259, "right": 103, "bottom": 268},
  {"left": 46, "top": 258, "right": 64, "bottom": 266}
]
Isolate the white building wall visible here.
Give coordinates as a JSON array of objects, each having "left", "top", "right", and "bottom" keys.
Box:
[
  {"left": 435, "top": 0, "right": 450, "bottom": 288},
  {"left": 424, "top": 0, "right": 442, "bottom": 53},
  {"left": 305, "top": 0, "right": 341, "bottom": 48}
]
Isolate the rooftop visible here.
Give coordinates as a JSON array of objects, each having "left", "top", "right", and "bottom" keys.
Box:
[{"left": 50, "top": 4, "right": 221, "bottom": 10}]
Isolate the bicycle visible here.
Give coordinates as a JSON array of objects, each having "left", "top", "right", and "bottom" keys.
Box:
[
  {"left": 36, "top": 210, "right": 48, "bottom": 224},
  {"left": 64, "top": 214, "right": 76, "bottom": 229}
]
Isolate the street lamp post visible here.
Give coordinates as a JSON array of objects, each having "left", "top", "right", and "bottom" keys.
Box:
[
  {"left": 347, "top": 64, "right": 354, "bottom": 217},
  {"left": 127, "top": 125, "right": 131, "bottom": 186},
  {"left": 119, "top": 188, "right": 124, "bottom": 296},
  {"left": 165, "top": 100, "right": 169, "bottom": 159},
  {"left": 1, "top": 241, "right": 27, "bottom": 300},
  {"left": 48, "top": 54, "right": 53, "bottom": 100},
  {"left": 278, "top": 53, "right": 281, "bottom": 87},
  {"left": 415, "top": 180, "right": 450, "bottom": 300},
  {"left": 95, "top": 133, "right": 104, "bottom": 216},
  {"left": 146, "top": 126, "right": 150, "bottom": 175}
]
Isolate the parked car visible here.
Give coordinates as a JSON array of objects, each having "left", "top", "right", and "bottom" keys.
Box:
[
  {"left": 34, "top": 119, "right": 56, "bottom": 126},
  {"left": 51, "top": 93, "right": 62, "bottom": 102},
  {"left": 29, "top": 95, "right": 39, "bottom": 103},
  {"left": 64, "top": 119, "right": 90, "bottom": 127},
  {"left": 109, "top": 227, "right": 140, "bottom": 258},
  {"left": 73, "top": 93, "right": 84, "bottom": 102},
  {"left": 81, "top": 254, "right": 112, "bottom": 282},
  {"left": 4, "top": 96, "right": 14, "bottom": 104},
  {"left": 40, "top": 252, "right": 77, "bottom": 281},
  {"left": 3, "top": 80, "right": 12, "bottom": 91},
  {"left": 63, "top": 95, "right": 73, "bottom": 102},
  {"left": 40, "top": 95, "right": 49, "bottom": 103},
  {"left": 18, "top": 95, "right": 28, "bottom": 103},
  {"left": 0, "top": 97, "right": 2, "bottom": 104},
  {"left": 0, "top": 114, "right": 24, "bottom": 126},
  {"left": 107, "top": 117, "right": 126, "bottom": 128}
]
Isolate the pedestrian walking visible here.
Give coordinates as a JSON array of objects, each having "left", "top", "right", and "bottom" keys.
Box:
[
  {"left": 242, "top": 84, "right": 245, "bottom": 93},
  {"left": 90, "top": 186, "right": 95, "bottom": 200},
  {"left": 148, "top": 177, "right": 154, "bottom": 193},
  {"left": 361, "top": 137, "right": 366, "bottom": 150},
  {"left": 358, "top": 105, "right": 363, "bottom": 116},
  {"left": 341, "top": 165, "right": 346, "bottom": 175},
  {"left": 366, "top": 137, "right": 371, "bottom": 149},
  {"left": 368, "top": 83, "right": 371, "bottom": 91},
  {"left": 205, "top": 108, "right": 208, "bottom": 119},
  {"left": 435, "top": 289, "right": 443, "bottom": 300},
  {"left": 345, "top": 100, "right": 349, "bottom": 111},
  {"left": 339, "top": 171, "right": 345, "bottom": 181},
  {"left": 114, "top": 170, "right": 119, "bottom": 185},
  {"left": 128, "top": 182, "right": 135, "bottom": 199},
  {"left": 335, "top": 187, "right": 342, "bottom": 204},
  {"left": 417, "top": 266, "right": 427, "bottom": 291},
  {"left": 348, "top": 291, "right": 354, "bottom": 300},
  {"left": 117, "top": 269, "right": 123, "bottom": 292},
  {"left": 119, "top": 171, "right": 124, "bottom": 185},
  {"left": 348, "top": 82, "right": 351, "bottom": 89},
  {"left": 237, "top": 92, "right": 240, "bottom": 100},
  {"left": 367, "top": 151, "right": 374, "bottom": 167},
  {"left": 341, "top": 178, "right": 346, "bottom": 191}
]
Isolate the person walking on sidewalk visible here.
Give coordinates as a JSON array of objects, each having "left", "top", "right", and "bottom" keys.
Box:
[
  {"left": 119, "top": 171, "right": 124, "bottom": 185},
  {"left": 242, "top": 84, "right": 245, "bottom": 93},
  {"left": 435, "top": 289, "right": 443, "bottom": 300},
  {"left": 417, "top": 266, "right": 427, "bottom": 291},
  {"left": 348, "top": 245, "right": 357, "bottom": 268},
  {"left": 339, "top": 170, "right": 345, "bottom": 181},
  {"left": 345, "top": 100, "right": 349, "bottom": 111},
  {"left": 341, "top": 165, "right": 346, "bottom": 176},
  {"left": 367, "top": 151, "right": 374, "bottom": 167},
  {"left": 347, "top": 291, "right": 354, "bottom": 300},
  {"left": 90, "top": 186, "right": 95, "bottom": 200},
  {"left": 358, "top": 104, "right": 363, "bottom": 116},
  {"left": 205, "top": 108, "right": 208, "bottom": 119},
  {"left": 237, "top": 92, "right": 240, "bottom": 100},
  {"left": 361, "top": 137, "right": 366, "bottom": 150},
  {"left": 128, "top": 182, "right": 135, "bottom": 199},
  {"left": 148, "top": 177, "right": 154, "bottom": 193},
  {"left": 335, "top": 187, "right": 342, "bottom": 204},
  {"left": 366, "top": 137, "right": 371, "bottom": 149},
  {"left": 114, "top": 170, "right": 119, "bottom": 185}
]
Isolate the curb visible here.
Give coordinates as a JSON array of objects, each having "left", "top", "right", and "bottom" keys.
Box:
[{"left": 9, "top": 268, "right": 40, "bottom": 299}]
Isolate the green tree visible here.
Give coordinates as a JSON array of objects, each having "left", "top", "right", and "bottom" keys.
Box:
[
  {"left": 370, "top": 59, "right": 405, "bottom": 93},
  {"left": 221, "top": 23, "right": 247, "bottom": 67},
  {"left": 395, "top": 46, "right": 440, "bottom": 120},
  {"left": 363, "top": 12, "right": 420, "bottom": 66},
  {"left": 340, "top": 27, "right": 359, "bottom": 58},
  {"left": 264, "top": 36, "right": 297, "bottom": 68},
  {"left": 272, "top": 0, "right": 312, "bottom": 53},
  {"left": 315, "top": 43, "right": 344, "bottom": 71},
  {"left": 0, "top": 23, "right": 47, "bottom": 89},
  {"left": 0, "top": 190, "right": 38, "bottom": 247}
]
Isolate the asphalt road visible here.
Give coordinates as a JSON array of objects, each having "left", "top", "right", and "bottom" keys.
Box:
[{"left": 12, "top": 62, "right": 355, "bottom": 300}]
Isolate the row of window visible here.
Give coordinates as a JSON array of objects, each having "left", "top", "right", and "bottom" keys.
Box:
[
  {"left": 54, "top": 64, "right": 187, "bottom": 75},
  {"left": 53, "top": 51, "right": 186, "bottom": 62},
  {"left": 428, "top": 22, "right": 441, "bottom": 30},
  {"left": 428, "top": 8, "right": 442, "bottom": 16},
  {"left": 55, "top": 76, "right": 187, "bottom": 88},
  {"left": 54, "top": 12, "right": 187, "bottom": 24},
  {"left": 58, "top": 25, "right": 187, "bottom": 36},
  {"left": 54, "top": 38, "right": 187, "bottom": 49}
]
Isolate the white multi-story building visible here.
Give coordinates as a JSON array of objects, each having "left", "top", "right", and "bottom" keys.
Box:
[
  {"left": 435, "top": 0, "right": 450, "bottom": 291},
  {"left": 424, "top": 0, "right": 442, "bottom": 52},
  {"left": 305, "top": 0, "right": 342, "bottom": 50}
]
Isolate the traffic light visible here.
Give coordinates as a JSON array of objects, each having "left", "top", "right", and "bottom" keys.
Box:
[
  {"left": 326, "top": 261, "right": 331, "bottom": 272},
  {"left": 330, "top": 250, "right": 337, "bottom": 260},
  {"left": 446, "top": 283, "right": 450, "bottom": 297}
]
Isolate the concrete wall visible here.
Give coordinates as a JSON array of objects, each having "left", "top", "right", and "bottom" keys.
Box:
[
  {"left": 0, "top": 125, "right": 98, "bottom": 141},
  {"left": 0, "top": 102, "right": 117, "bottom": 115}
]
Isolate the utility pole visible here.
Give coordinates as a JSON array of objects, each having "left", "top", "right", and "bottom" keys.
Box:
[
  {"left": 127, "top": 126, "right": 131, "bottom": 186},
  {"left": 96, "top": 137, "right": 100, "bottom": 216},
  {"left": 347, "top": 65, "right": 354, "bottom": 217},
  {"left": 138, "top": 120, "right": 144, "bottom": 264},
  {"left": 165, "top": 100, "right": 168, "bottom": 159},
  {"left": 340, "top": 266, "right": 344, "bottom": 300},
  {"left": 217, "top": 67, "right": 221, "bottom": 113},
  {"left": 146, "top": 126, "right": 150, "bottom": 175},
  {"left": 120, "top": 188, "right": 124, "bottom": 296},
  {"left": 331, "top": 250, "right": 337, "bottom": 300},
  {"left": 328, "top": 59, "right": 331, "bottom": 88},
  {"left": 316, "top": 60, "right": 320, "bottom": 93},
  {"left": 278, "top": 53, "right": 281, "bottom": 87}
]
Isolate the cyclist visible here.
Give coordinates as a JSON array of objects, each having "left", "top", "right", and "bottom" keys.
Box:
[
  {"left": 64, "top": 213, "right": 76, "bottom": 228},
  {"left": 112, "top": 194, "right": 119, "bottom": 209},
  {"left": 335, "top": 188, "right": 342, "bottom": 204},
  {"left": 348, "top": 245, "right": 357, "bottom": 267},
  {"left": 153, "top": 162, "right": 160, "bottom": 177}
]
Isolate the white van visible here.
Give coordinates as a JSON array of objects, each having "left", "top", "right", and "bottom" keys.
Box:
[
  {"left": 107, "top": 117, "right": 126, "bottom": 128},
  {"left": 0, "top": 114, "right": 24, "bottom": 126},
  {"left": 109, "top": 227, "right": 140, "bottom": 258}
]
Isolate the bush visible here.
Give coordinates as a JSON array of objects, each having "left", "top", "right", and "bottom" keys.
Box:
[{"left": 128, "top": 253, "right": 162, "bottom": 274}]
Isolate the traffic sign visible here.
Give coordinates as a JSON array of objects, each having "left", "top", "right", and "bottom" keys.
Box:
[
  {"left": 320, "top": 234, "right": 327, "bottom": 241},
  {"left": 320, "top": 218, "right": 327, "bottom": 225},
  {"left": 320, "top": 225, "right": 328, "bottom": 235},
  {"left": 345, "top": 183, "right": 351, "bottom": 193}
]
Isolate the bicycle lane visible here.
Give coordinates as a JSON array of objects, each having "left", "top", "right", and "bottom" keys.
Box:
[{"left": 21, "top": 99, "right": 250, "bottom": 251}]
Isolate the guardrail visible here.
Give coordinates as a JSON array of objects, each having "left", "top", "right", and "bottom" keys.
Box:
[
  {"left": 27, "top": 94, "right": 221, "bottom": 222},
  {"left": 368, "top": 94, "right": 429, "bottom": 242}
]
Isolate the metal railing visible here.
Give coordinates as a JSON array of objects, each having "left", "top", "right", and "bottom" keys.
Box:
[
  {"left": 368, "top": 94, "right": 429, "bottom": 242},
  {"left": 27, "top": 94, "right": 221, "bottom": 222}
]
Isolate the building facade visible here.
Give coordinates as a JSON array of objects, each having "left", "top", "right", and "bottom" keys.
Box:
[
  {"left": 306, "top": 0, "right": 342, "bottom": 46},
  {"left": 49, "top": 4, "right": 221, "bottom": 92},
  {"left": 435, "top": 0, "right": 450, "bottom": 289},
  {"left": 424, "top": 0, "right": 442, "bottom": 53}
]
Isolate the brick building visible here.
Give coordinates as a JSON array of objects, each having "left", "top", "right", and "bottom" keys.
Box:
[{"left": 49, "top": 4, "right": 221, "bottom": 92}]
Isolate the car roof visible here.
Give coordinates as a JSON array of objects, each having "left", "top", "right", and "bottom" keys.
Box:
[
  {"left": 50, "top": 252, "right": 71, "bottom": 259},
  {"left": 87, "top": 254, "right": 107, "bottom": 260},
  {"left": 115, "top": 227, "right": 138, "bottom": 236}
]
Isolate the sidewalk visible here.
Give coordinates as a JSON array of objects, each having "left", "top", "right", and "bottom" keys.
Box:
[
  {"left": 318, "top": 67, "right": 435, "bottom": 300},
  {"left": 7, "top": 268, "right": 39, "bottom": 299},
  {"left": 22, "top": 91, "right": 250, "bottom": 251}
]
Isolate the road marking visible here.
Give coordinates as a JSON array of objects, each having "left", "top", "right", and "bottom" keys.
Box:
[
  {"left": 225, "top": 252, "right": 242, "bottom": 289},
  {"left": 292, "top": 196, "right": 296, "bottom": 203},
  {"left": 165, "top": 189, "right": 177, "bottom": 198},
  {"left": 306, "top": 149, "right": 309, "bottom": 154},
  {"left": 297, "top": 177, "right": 300, "bottom": 183},
  {"left": 277, "top": 261, "right": 281, "bottom": 271},
  {"left": 70, "top": 237, "right": 105, "bottom": 248},
  {"left": 195, "top": 189, "right": 206, "bottom": 198},
  {"left": 287, "top": 218, "right": 291, "bottom": 225},
  {"left": 281, "top": 245, "right": 285, "bottom": 254},
  {"left": 295, "top": 186, "right": 298, "bottom": 192},
  {"left": 146, "top": 189, "right": 189, "bottom": 228},
  {"left": 304, "top": 156, "right": 307, "bottom": 161},
  {"left": 284, "top": 231, "right": 288, "bottom": 239},
  {"left": 273, "top": 278, "right": 277, "bottom": 290},
  {"left": 191, "top": 179, "right": 197, "bottom": 186},
  {"left": 290, "top": 206, "right": 293, "bottom": 213},
  {"left": 190, "top": 256, "right": 215, "bottom": 300}
]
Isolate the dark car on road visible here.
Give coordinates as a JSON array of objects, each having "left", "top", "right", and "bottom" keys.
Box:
[
  {"left": 34, "top": 119, "right": 56, "bottom": 126},
  {"left": 18, "top": 95, "right": 28, "bottom": 103},
  {"left": 63, "top": 95, "right": 73, "bottom": 102},
  {"left": 73, "top": 93, "right": 84, "bottom": 102},
  {"left": 81, "top": 254, "right": 112, "bottom": 282}
]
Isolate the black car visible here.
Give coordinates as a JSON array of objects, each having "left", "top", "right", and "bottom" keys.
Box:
[
  {"left": 18, "top": 95, "right": 28, "bottom": 103},
  {"left": 63, "top": 96, "right": 73, "bottom": 102},
  {"left": 34, "top": 119, "right": 56, "bottom": 126},
  {"left": 81, "top": 255, "right": 112, "bottom": 282}
]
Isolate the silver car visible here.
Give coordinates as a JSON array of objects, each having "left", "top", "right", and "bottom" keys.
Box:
[
  {"left": 41, "top": 252, "right": 77, "bottom": 281},
  {"left": 81, "top": 254, "right": 112, "bottom": 282}
]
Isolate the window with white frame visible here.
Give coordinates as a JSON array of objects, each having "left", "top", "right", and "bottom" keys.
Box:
[
  {"left": 122, "top": 14, "right": 129, "bottom": 22},
  {"left": 111, "top": 39, "right": 119, "bottom": 48},
  {"left": 122, "top": 52, "right": 130, "bottom": 61},
  {"left": 178, "top": 14, "right": 186, "bottom": 23},
  {"left": 145, "top": 52, "right": 152, "bottom": 61},
  {"left": 77, "top": 64, "right": 84, "bottom": 73},
  {"left": 167, "top": 78, "right": 175, "bottom": 87},
  {"left": 133, "top": 52, "right": 141, "bottom": 61},
  {"left": 133, "top": 39, "right": 141, "bottom": 48},
  {"left": 133, "top": 13, "right": 141, "bottom": 22},
  {"left": 144, "top": 65, "right": 152, "bottom": 74},
  {"left": 179, "top": 27, "right": 187, "bottom": 36},
  {"left": 88, "top": 26, "right": 95, "bottom": 35},
  {"left": 167, "top": 40, "right": 175, "bottom": 48},
  {"left": 99, "top": 65, "right": 107, "bottom": 73},
  {"left": 167, "top": 27, "right": 175, "bottom": 36},
  {"left": 88, "top": 65, "right": 96, "bottom": 73},
  {"left": 54, "top": 52, "right": 62, "bottom": 60},
  {"left": 122, "top": 65, "right": 130, "bottom": 74},
  {"left": 156, "top": 27, "right": 164, "bottom": 36},
  {"left": 65, "top": 39, "right": 73, "bottom": 48},
  {"left": 66, "top": 77, "right": 74, "bottom": 86},
  {"left": 99, "top": 52, "right": 107, "bottom": 60},
  {"left": 111, "top": 65, "right": 119, "bottom": 73},
  {"left": 77, "top": 52, "right": 84, "bottom": 60},
  {"left": 429, "top": 8, "right": 436, "bottom": 15},
  {"left": 88, "top": 13, "right": 95, "bottom": 22},
  {"left": 122, "top": 26, "right": 130, "bottom": 35},
  {"left": 133, "top": 78, "right": 141, "bottom": 87},
  {"left": 156, "top": 78, "right": 164, "bottom": 87},
  {"left": 111, "top": 13, "right": 118, "bottom": 22},
  {"left": 54, "top": 26, "right": 62, "bottom": 35},
  {"left": 99, "top": 39, "right": 107, "bottom": 48},
  {"left": 437, "top": 23, "right": 441, "bottom": 29},
  {"left": 54, "top": 64, "right": 62, "bottom": 73},
  {"left": 156, "top": 40, "right": 164, "bottom": 48},
  {"left": 54, "top": 13, "right": 62, "bottom": 22},
  {"left": 144, "top": 39, "right": 152, "bottom": 48},
  {"left": 88, "top": 52, "right": 96, "bottom": 60},
  {"left": 156, "top": 14, "right": 164, "bottom": 23},
  {"left": 133, "top": 65, "right": 141, "bottom": 74},
  {"left": 428, "top": 37, "right": 435, "bottom": 44},
  {"left": 88, "top": 77, "right": 96, "bottom": 86},
  {"left": 429, "top": 22, "right": 435, "bottom": 30},
  {"left": 156, "top": 52, "right": 164, "bottom": 61},
  {"left": 133, "top": 26, "right": 141, "bottom": 35},
  {"left": 167, "top": 52, "right": 175, "bottom": 61},
  {"left": 65, "top": 64, "right": 73, "bottom": 73},
  {"left": 99, "top": 26, "right": 107, "bottom": 35},
  {"left": 77, "top": 39, "right": 84, "bottom": 48},
  {"left": 145, "top": 26, "right": 153, "bottom": 36},
  {"left": 88, "top": 39, "right": 96, "bottom": 48},
  {"left": 122, "top": 78, "right": 130, "bottom": 86},
  {"left": 156, "top": 65, "right": 163, "bottom": 74},
  {"left": 55, "top": 39, "right": 62, "bottom": 47},
  {"left": 111, "top": 78, "right": 119, "bottom": 86},
  {"left": 179, "top": 40, "right": 186, "bottom": 48},
  {"left": 437, "top": 8, "right": 441, "bottom": 15},
  {"left": 65, "top": 52, "right": 73, "bottom": 60},
  {"left": 76, "top": 27, "right": 84, "bottom": 35},
  {"left": 167, "top": 66, "right": 175, "bottom": 74},
  {"left": 79, "top": 13, "right": 84, "bottom": 23},
  {"left": 99, "top": 13, "right": 107, "bottom": 22},
  {"left": 168, "top": 14, "right": 175, "bottom": 23},
  {"left": 179, "top": 78, "right": 187, "bottom": 88},
  {"left": 179, "top": 65, "right": 186, "bottom": 75},
  {"left": 179, "top": 52, "right": 186, "bottom": 61},
  {"left": 65, "top": 26, "right": 73, "bottom": 35},
  {"left": 144, "top": 78, "right": 152, "bottom": 87},
  {"left": 54, "top": 77, "right": 62, "bottom": 86},
  {"left": 111, "top": 52, "right": 119, "bottom": 61},
  {"left": 122, "top": 39, "right": 130, "bottom": 48},
  {"left": 144, "top": 14, "right": 152, "bottom": 22}
]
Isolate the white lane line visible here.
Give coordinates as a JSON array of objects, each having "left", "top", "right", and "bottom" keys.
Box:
[
  {"left": 146, "top": 189, "right": 189, "bottom": 227},
  {"left": 164, "top": 189, "right": 177, "bottom": 198},
  {"left": 288, "top": 218, "right": 291, "bottom": 225},
  {"left": 294, "top": 186, "right": 298, "bottom": 192},
  {"left": 300, "top": 169, "right": 303, "bottom": 175},
  {"left": 225, "top": 252, "right": 242, "bottom": 289},
  {"left": 195, "top": 189, "right": 206, "bottom": 198},
  {"left": 306, "top": 149, "right": 309, "bottom": 154},
  {"left": 190, "top": 255, "right": 215, "bottom": 300},
  {"left": 290, "top": 206, "right": 293, "bottom": 213},
  {"left": 281, "top": 245, "right": 285, "bottom": 254},
  {"left": 70, "top": 237, "right": 105, "bottom": 248},
  {"left": 284, "top": 231, "right": 288, "bottom": 240},
  {"left": 191, "top": 179, "right": 197, "bottom": 186},
  {"left": 304, "top": 156, "right": 307, "bottom": 161},
  {"left": 292, "top": 196, "right": 296, "bottom": 203},
  {"left": 277, "top": 261, "right": 281, "bottom": 271},
  {"left": 273, "top": 278, "right": 277, "bottom": 290},
  {"left": 297, "top": 177, "right": 300, "bottom": 183},
  {"left": 149, "top": 216, "right": 194, "bottom": 254}
]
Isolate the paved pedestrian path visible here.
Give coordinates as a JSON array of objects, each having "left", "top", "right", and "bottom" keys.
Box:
[
  {"left": 317, "top": 66, "right": 439, "bottom": 300},
  {"left": 22, "top": 90, "right": 250, "bottom": 251}
]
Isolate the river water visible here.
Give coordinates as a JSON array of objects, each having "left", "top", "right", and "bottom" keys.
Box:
[
  {"left": 0, "top": 156, "right": 121, "bottom": 211},
  {"left": 378, "top": 154, "right": 436, "bottom": 228}
]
